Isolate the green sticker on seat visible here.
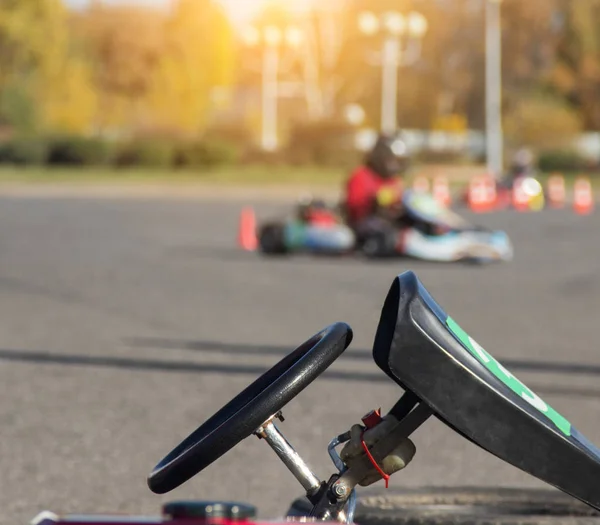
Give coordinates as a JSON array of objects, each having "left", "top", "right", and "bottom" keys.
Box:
[{"left": 446, "top": 317, "right": 571, "bottom": 437}]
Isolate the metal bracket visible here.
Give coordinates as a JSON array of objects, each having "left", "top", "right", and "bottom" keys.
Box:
[{"left": 334, "top": 403, "right": 433, "bottom": 493}]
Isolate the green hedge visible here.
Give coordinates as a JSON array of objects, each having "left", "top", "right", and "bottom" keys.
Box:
[
  {"left": 174, "top": 139, "right": 241, "bottom": 168},
  {"left": 46, "top": 136, "right": 115, "bottom": 166},
  {"left": 0, "top": 135, "right": 242, "bottom": 169},
  {"left": 4, "top": 131, "right": 594, "bottom": 174},
  {"left": 0, "top": 137, "right": 49, "bottom": 165},
  {"left": 538, "top": 149, "right": 594, "bottom": 173},
  {"left": 114, "top": 140, "right": 175, "bottom": 168},
  {"left": 0, "top": 121, "right": 360, "bottom": 169}
]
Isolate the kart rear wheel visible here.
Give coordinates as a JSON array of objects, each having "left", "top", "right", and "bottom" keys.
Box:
[
  {"left": 359, "top": 231, "right": 399, "bottom": 259},
  {"left": 258, "top": 223, "right": 288, "bottom": 255},
  {"left": 286, "top": 487, "right": 600, "bottom": 524}
]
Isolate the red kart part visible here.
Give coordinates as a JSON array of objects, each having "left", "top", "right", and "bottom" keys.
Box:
[
  {"left": 33, "top": 501, "right": 346, "bottom": 525},
  {"left": 33, "top": 516, "right": 339, "bottom": 525},
  {"left": 304, "top": 209, "right": 339, "bottom": 227},
  {"left": 361, "top": 409, "right": 383, "bottom": 429}
]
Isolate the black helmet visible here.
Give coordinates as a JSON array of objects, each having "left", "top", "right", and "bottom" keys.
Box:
[{"left": 365, "top": 134, "right": 410, "bottom": 179}]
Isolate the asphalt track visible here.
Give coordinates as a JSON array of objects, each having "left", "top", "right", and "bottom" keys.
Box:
[{"left": 1, "top": 194, "right": 599, "bottom": 524}]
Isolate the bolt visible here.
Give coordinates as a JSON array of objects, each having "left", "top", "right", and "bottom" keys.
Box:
[{"left": 333, "top": 483, "right": 348, "bottom": 499}]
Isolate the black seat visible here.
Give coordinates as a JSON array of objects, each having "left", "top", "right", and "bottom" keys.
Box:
[{"left": 372, "top": 271, "right": 600, "bottom": 512}]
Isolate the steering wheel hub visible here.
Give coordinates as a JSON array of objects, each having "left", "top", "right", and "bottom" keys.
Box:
[{"left": 163, "top": 502, "right": 257, "bottom": 521}]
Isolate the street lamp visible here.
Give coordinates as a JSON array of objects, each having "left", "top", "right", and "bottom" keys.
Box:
[
  {"left": 358, "top": 10, "right": 428, "bottom": 135},
  {"left": 358, "top": 11, "right": 380, "bottom": 35},
  {"left": 242, "top": 24, "right": 304, "bottom": 151},
  {"left": 344, "top": 103, "right": 366, "bottom": 127},
  {"left": 407, "top": 12, "right": 428, "bottom": 38},
  {"left": 486, "top": 0, "right": 504, "bottom": 177}
]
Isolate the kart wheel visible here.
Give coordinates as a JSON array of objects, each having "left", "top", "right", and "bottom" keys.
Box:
[
  {"left": 258, "top": 223, "right": 288, "bottom": 255},
  {"left": 286, "top": 487, "right": 600, "bottom": 524},
  {"left": 360, "top": 231, "right": 398, "bottom": 259},
  {"left": 361, "top": 235, "right": 387, "bottom": 258}
]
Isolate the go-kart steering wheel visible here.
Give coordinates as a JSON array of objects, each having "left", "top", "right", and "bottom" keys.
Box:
[{"left": 148, "top": 322, "right": 353, "bottom": 494}]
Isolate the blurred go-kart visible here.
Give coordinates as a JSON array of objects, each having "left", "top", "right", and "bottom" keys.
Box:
[
  {"left": 256, "top": 191, "right": 513, "bottom": 264},
  {"left": 33, "top": 271, "right": 600, "bottom": 525}
]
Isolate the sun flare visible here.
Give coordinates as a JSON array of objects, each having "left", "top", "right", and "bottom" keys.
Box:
[{"left": 216, "top": 0, "right": 317, "bottom": 25}]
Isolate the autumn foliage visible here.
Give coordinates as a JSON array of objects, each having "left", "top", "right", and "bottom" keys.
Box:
[
  {"left": 0, "top": 0, "right": 234, "bottom": 138},
  {"left": 0, "top": 0, "right": 599, "bottom": 169}
]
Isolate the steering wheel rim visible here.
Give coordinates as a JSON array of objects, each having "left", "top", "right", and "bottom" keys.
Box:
[{"left": 148, "top": 322, "right": 353, "bottom": 494}]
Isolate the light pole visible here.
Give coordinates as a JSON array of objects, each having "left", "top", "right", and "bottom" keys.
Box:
[
  {"left": 242, "top": 25, "right": 304, "bottom": 151},
  {"left": 486, "top": 0, "right": 503, "bottom": 177},
  {"left": 358, "top": 10, "right": 428, "bottom": 135}
]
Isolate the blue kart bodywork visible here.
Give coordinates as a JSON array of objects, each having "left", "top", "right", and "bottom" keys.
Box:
[
  {"left": 257, "top": 191, "right": 514, "bottom": 264},
  {"left": 399, "top": 191, "right": 513, "bottom": 263}
]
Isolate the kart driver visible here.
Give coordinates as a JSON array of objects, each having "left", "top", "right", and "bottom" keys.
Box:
[
  {"left": 283, "top": 134, "right": 412, "bottom": 256},
  {"left": 344, "top": 133, "right": 408, "bottom": 229},
  {"left": 500, "top": 148, "right": 536, "bottom": 188},
  {"left": 344, "top": 133, "right": 420, "bottom": 257},
  {"left": 284, "top": 133, "right": 410, "bottom": 256},
  {"left": 342, "top": 133, "right": 458, "bottom": 259}
]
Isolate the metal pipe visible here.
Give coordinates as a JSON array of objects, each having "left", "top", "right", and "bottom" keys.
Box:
[
  {"left": 262, "top": 46, "right": 279, "bottom": 151},
  {"left": 261, "top": 422, "right": 322, "bottom": 495},
  {"left": 381, "top": 35, "right": 400, "bottom": 135},
  {"left": 486, "top": 0, "right": 504, "bottom": 177}
]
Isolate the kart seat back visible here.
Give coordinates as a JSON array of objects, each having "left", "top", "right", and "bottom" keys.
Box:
[{"left": 372, "top": 271, "right": 600, "bottom": 512}]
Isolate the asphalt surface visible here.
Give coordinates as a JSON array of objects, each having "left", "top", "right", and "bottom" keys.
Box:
[{"left": 1, "top": 195, "right": 599, "bottom": 524}]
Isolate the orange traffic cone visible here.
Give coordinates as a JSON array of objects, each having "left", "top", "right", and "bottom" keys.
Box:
[
  {"left": 573, "top": 177, "right": 594, "bottom": 215},
  {"left": 433, "top": 175, "right": 451, "bottom": 207},
  {"left": 512, "top": 177, "right": 530, "bottom": 212},
  {"left": 547, "top": 174, "right": 566, "bottom": 209},
  {"left": 238, "top": 207, "right": 258, "bottom": 250},
  {"left": 413, "top": 175, "right": 430, "bottom": 194},
  {"left": 483, "top": 174, "right": 497, "bottom": 210},
  {"left": 468, "top": 175, "right": 488, "bottom": 213}
]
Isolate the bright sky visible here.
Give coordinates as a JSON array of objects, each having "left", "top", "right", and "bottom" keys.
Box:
[
  {"left": 66, "top": 0, "right": 318, "bottom": 23},
  {"left": 218, "top": 0, "right": 263, "bottom": 24},
  {"left": 217, "top": 0, "right": 317, "bottom": 25}
]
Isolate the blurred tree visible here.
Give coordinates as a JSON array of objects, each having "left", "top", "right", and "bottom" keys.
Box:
[
  {"left": 0, "top": 0, "right": 69, "bottom": 131},
  {"left": 551, "top": 0, "right": 600, "bottom": 130},
  {"left": 321, "top": 0, "right": 593, "bottom": 135},
  {"left": 3, "top": 0, "right": 598, "bottom": 148},
  {"left": 325, "top": 0, "right": 476, "bottom": 130},
  {"left": 440, "top": 0, "right": 564, "bottom": 131},
  {"left": 501, "top": 0, "right": 561, "bottom": 88},
  {"left": 71, "top": 3, "right": 165, "bottom": 132},
  {"left": 199, "top": 0, "right": 600, "bottom": 149},
  {"left": 503, "top": 91, "right": 583, "bottom": 150},
  {"left": 0, "top": 78, "right": 38, "bottom": 133},
  {"left": 0, "top": 0, "right": 67, "bottom": 84},
  {"left": 40, "top": 56, "right": 98, "bottom": 134},
  {"left": 145, "top": 0, "right": 235, "bottom": 135},
  {"left": 71, "top": 0, "right": 234, "bottom": 136}
]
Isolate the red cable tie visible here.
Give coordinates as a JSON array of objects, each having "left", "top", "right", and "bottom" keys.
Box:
[{"left": 360, "top": 431, "right": 390, "bottom": 488}]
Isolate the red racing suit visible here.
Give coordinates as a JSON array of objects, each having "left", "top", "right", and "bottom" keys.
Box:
[{"left": 344, "top": 166, "right": 403, "bottom": 227}]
